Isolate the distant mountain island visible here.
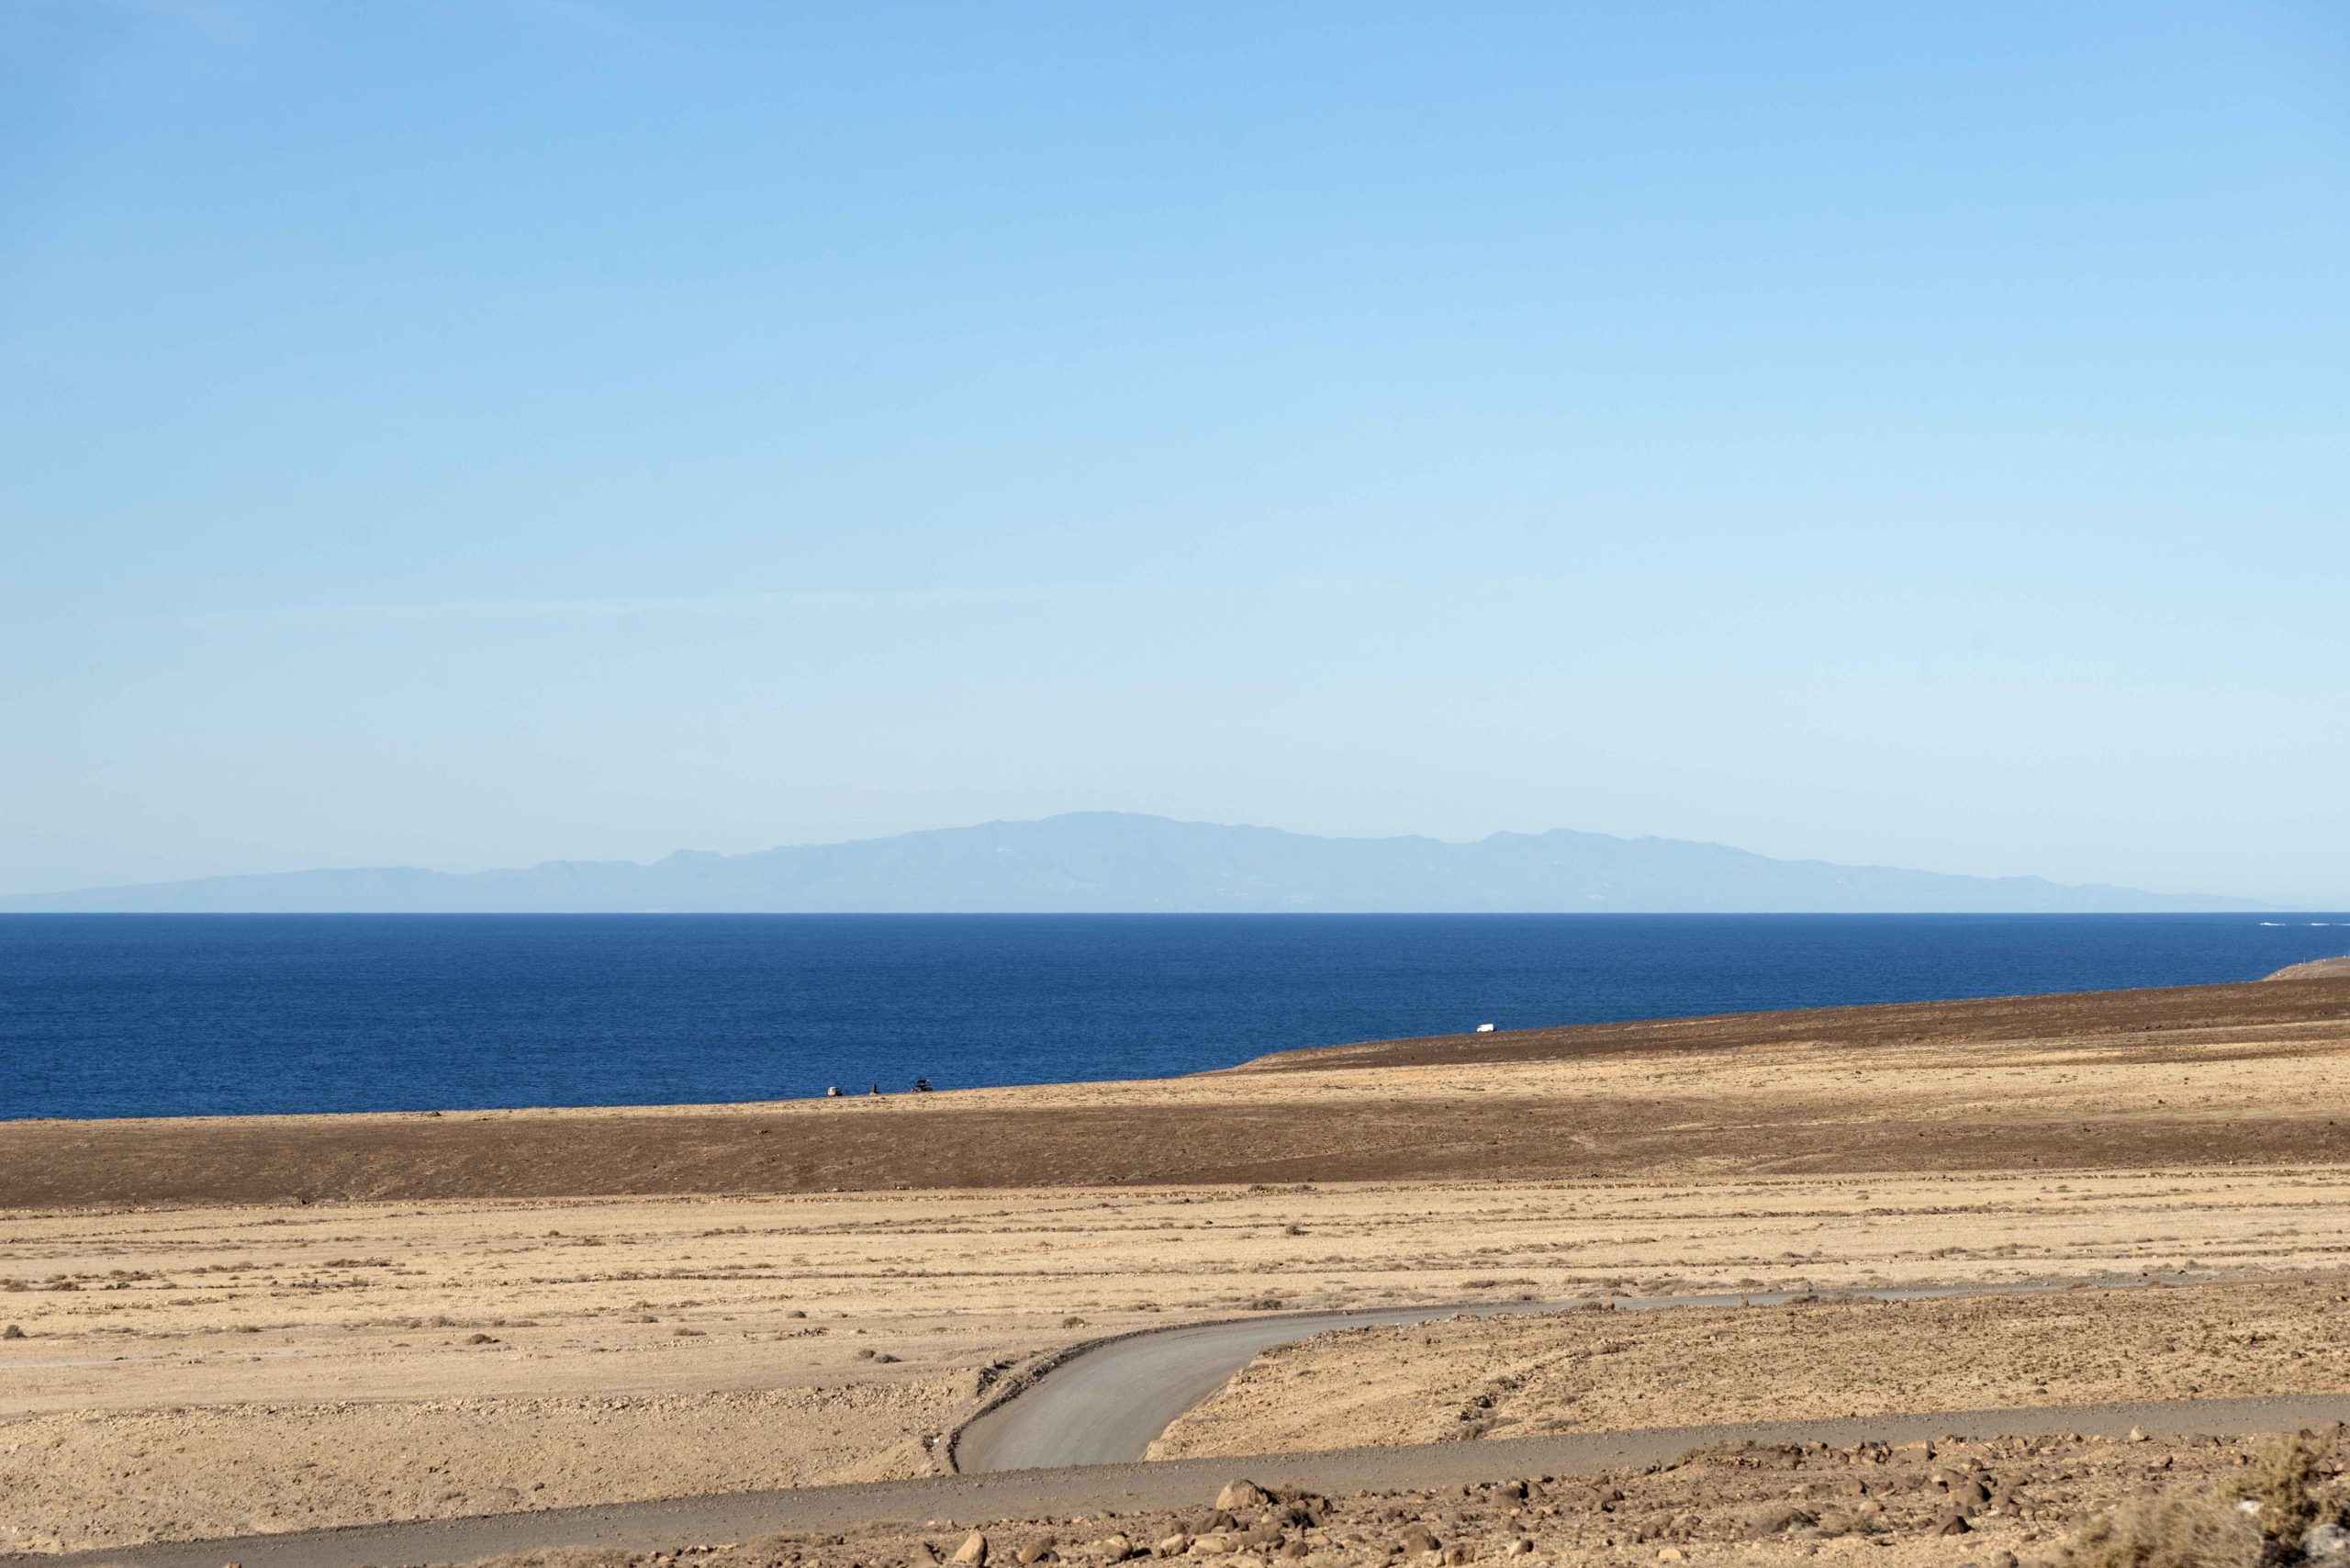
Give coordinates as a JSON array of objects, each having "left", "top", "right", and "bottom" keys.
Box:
[{"left": 1, "top": 812, "right": 2259, "bottom": 913}]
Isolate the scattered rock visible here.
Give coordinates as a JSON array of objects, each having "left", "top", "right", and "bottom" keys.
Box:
[
  {"left": 1928, "top": 1512, "right": 1973, "bottom": 1537},
  {"left": 1, "top": 1324, "right": 22, "bottom": 1339},
  {"left": 2126, "top": 1426, "right": 2151, "bottom": 1442},
  {"left": 1655, "top": 1550, "right": 1685, "bottom": 1563},
  {"left": 1097, "top": 1535, "right": 1135, "bottom": 1562},
  {"left": 1217, "top": 1481, "right": 1273, "bottom": 1512},
  {"left": 955, "top": 1529, "right": 990, "bottom": 1564},
  {"left": 1017, "top": 1538, "right": 1055, "bottom": 1564},
  {"left": 1742, "top": 1504, "right": 1817, "bottom": 1538},
  {"left": 1157, "top": 1533, "right": 1192, "bottom": 1558}
]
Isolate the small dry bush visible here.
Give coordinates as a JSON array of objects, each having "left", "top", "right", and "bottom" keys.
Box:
[
  {"left": 2051, "top": 1436, "right": 2345, "bottom": 1568},
  {"left": 2049, "top": 1494, "right": 2259, "bottom": 1568},
  {"left": 2246, "top": 1433, "right": 2334, "bottom": 1545}
]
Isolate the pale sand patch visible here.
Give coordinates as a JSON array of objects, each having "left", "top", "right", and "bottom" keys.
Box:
[
  {"left": 8, "top": 1169, "right": 2350, "bottom": 1551},
  {"left": 1147, "top": 1277, "right": 2350, "bottom": 1460},
  {"left": 0, "top": 1383, "right": 961, "bottom": 1556}
]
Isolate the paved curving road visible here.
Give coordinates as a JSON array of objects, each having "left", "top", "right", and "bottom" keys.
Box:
[
  {"left": 955, "top": 1300, "right": 1594, "bottom": 1473},
  {"left": 952, "top": 1283, "right": 2098, "bottom": 1473},
  {"left": 28, "top": 1279, "right": 2290, "bottom": 1568},
  {"left": 27, "top": 1391, "right": 2350, "bottom": 1568}
]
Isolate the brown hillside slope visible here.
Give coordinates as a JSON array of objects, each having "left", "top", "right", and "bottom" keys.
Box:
[
  {"left": 5, "top": 978, "right": 2349, "bottom": 1209},
  {"left": 1237, "top": 974, "right": 2350, "bottom": 1071},
  {"left": 2266, "top": 953, "right": 2350, "bottom": 980}
]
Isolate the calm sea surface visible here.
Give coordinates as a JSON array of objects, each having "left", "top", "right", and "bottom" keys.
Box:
[{"left": 3, "top": 913, "right": 2346, "bottom": 1120}]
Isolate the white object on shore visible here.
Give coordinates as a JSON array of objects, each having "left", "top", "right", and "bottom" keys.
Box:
[{"left": 1474, "top": 1023, "right": 1495, "bottom": 1033}]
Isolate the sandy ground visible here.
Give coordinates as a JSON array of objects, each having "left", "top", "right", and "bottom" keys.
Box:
[
  {"left": 7, "top": 977, "right": 2350, "bottom": 1556},
  {"left": 7, "top": 1170, "right": 2350, "bottom": 1552},
  {"left": 1148, "top": 1279, "right": 2350, "bottom": 1459},
  {"left": 447, "top": 1428, "right": 2350, "bottom": 1568}
]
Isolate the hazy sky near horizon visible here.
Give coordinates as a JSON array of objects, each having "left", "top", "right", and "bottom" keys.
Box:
[{"left": 4, "top": 2, "right": 2347, "bottom": 904}]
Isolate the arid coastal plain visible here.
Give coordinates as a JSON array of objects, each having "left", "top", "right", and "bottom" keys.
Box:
[{"left": 5, "top": 973, "right": 2350, "bottom": 1566}]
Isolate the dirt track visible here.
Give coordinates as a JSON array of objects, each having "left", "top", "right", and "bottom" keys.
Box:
[{"left": 6, "top": 977, "right": 2350, "bottom": 1209}]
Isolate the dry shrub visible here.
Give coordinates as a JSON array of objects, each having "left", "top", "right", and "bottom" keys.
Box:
[
  {"left": 2052, "top": 1434, "right": 2346, "bottom": 1568},
  {"left": 2048, "top": 1493, "right": 2259, "bottom": 1568},
  {"left": 2246, "top": 1433, "right": 2333, "bottom": 1545}
]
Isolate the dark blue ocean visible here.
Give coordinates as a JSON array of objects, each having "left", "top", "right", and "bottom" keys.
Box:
[{"left": 3, "top": 913, "right": 2346, "bottom": 1121}]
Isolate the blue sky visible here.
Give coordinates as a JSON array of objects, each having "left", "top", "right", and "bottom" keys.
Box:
[{"left": 3, "top": 1, "right": 2345, "bottom": 903}]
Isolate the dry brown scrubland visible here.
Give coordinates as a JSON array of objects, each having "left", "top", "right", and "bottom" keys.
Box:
[
  {"left": 6, "top": 977, "right": 2350, "bottom": 1556},
  {"left": 5, "top": 978, "right": 2348, "bottom": 1208},
  {"left": 2266, "top": 956, "right": 2350, "bottom": 982}
]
